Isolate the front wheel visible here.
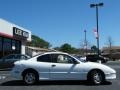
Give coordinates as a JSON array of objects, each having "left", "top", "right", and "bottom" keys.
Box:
[{"left": 88, "top": 70, "right": 104, "bottom": 85}]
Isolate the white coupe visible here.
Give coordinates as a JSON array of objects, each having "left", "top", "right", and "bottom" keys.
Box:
[{"left": 11, "top": 52, "right": 116, "bottom": 85}]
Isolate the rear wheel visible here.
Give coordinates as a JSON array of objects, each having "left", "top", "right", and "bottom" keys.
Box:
[
  {"left": 23, "top": 71, "right": 38, "bottom": 85},
  {"left": 88, "top": 70, "right": 104, "bottom": 85}
]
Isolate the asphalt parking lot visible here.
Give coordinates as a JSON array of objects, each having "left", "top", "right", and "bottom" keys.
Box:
[{"left": 0, "top": 61, "right": 120, "bottom": 90}]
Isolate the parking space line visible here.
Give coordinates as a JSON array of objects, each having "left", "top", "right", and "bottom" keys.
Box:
[{"left": 0, "top": 74, "right": 10, "bottom": 76}]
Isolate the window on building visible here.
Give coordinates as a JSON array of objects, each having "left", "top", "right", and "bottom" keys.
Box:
[
  {"left": 12, "top": 40, "right": 16, "bottom": 50},
  {"left": 3, "top": 38, "right": 12, "bottom": 56},
  {"left": 15, "top": 40, "right": 21, "bottom": 53},
  {"left": 0, "top": 37, "right": 21, "bottom": 58},
  {"left": 11, "top": 39, "right": 21, "bottom": 54}
]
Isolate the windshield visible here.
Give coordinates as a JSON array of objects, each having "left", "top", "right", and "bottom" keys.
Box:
[{"left": 72, "top": 55, "right": 86, "bottom": 62}]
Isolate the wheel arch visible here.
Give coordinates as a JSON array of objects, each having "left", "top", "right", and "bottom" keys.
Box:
[
  {"left": 87, "top": 68, "right": 105, "bottom": 80},
  {"left": 22, "top": 68, "right": 39, "bottom": 78}
]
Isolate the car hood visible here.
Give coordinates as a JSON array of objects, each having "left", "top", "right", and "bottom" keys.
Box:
[{"left": 83, "top": 62, "right": 116, "bottom": 73}]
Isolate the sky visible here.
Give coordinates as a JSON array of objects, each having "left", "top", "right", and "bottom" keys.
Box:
[{"left": 0, "top": 0, "right": 120, "bottom": 48}]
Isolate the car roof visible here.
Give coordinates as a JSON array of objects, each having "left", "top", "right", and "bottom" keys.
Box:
[
  {"left": 44, "top": 51, "right": 68, "bottom": 54},
  {"left": 35, "top": 52, "right": 69, "bottom": 57},
  {"left": 31, "top": 52, "right": 72, "bottom": 59}
]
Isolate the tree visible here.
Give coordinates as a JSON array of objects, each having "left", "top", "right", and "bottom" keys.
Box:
[
  {"left": 54, "top": 43, "right": 76, "bottom": 54},
  {"left": 106, "top": 36, "right": 114, "bottom": 59},
  {"left": 27, "top": 35, "right": 51, "bottom": 48},
  {"left": 91, "top": 45, "right": 98, "bottom": 54},
  {"left": 80, "top": 40, "right": 91, "bottom": 55},
  {"left": 60, "top": 43, "right": 72, "bottom": 53},
  {"left": 54, "top": 47, "right": 60, "bottom": 51},
  {"left": 107, "top": 36, "right": 113, "bottom": 49}
]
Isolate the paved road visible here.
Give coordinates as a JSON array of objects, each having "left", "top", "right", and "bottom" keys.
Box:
[{"left": 0, "top": 61, "right": 120, "bottom": 90}]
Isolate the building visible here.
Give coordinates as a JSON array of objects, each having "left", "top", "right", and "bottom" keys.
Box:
[
  {"left": 102, "top": 46, "right": 120, "bottom": 60},
  {"left": 0, "top": 18, "right": 31, "bottom": 59},
  {"left": 25, "top": 46, "right": 57, "bottom": 57},
  {"left": 102, "top": 46, "right": 120, "bottom": 54}
]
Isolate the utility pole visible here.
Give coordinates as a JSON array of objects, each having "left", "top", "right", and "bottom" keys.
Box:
[
  {"left": 84, "top": 30, "right": 87, "bottom": 55},
  {"left": 90, "top": 3, "right": 104, "bottom": 56}
]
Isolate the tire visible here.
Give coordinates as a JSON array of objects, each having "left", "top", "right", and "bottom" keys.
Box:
[
  {"left": 23, "top": 71, "right": 38, "bottom": 85},
  {"left": 88, "top": 70, "right": 104, "bottom": 85}
]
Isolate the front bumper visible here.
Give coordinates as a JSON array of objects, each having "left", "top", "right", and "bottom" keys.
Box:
[{"left": 105, "top": 73, "right": 116, "bottom": 80}]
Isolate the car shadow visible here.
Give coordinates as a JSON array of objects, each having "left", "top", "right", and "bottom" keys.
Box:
[{"left": 1, "top": 80, "right": 112, "bottom": 86}]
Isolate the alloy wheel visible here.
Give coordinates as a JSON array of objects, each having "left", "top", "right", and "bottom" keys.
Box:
[{"left": 24, "top": 72, "right": 36, "bottom": 85}]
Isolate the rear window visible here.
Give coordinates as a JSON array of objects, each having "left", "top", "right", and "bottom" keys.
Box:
[{"left": 37, "top": 54, "right": 51, "bottom": 62}]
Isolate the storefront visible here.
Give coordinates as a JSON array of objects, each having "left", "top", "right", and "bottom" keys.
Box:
[{"left": 0, "top": 18, "right": 31, "bottom": 59}]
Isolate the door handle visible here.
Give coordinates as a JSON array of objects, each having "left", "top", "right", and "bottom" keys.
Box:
[{"left": 51, "top": 64, "right": 56, "bottom": 67}]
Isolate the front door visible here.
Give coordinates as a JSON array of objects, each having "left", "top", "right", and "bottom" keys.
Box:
[{"left": 50, "top": 54, "right": 83, "bottom": 80}]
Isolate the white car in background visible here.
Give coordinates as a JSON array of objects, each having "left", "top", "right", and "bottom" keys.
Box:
[{"left": 11, "top": 52, "right": 116, "bottom": 85}]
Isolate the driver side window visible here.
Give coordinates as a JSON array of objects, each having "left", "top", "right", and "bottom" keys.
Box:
[{"left": 52, "top": 54, "right": 75, "bottom": 64}]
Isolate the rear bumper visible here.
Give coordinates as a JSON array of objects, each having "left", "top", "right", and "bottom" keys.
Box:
[{"left": 11, "top": 68, "right": 22, "bottom": 80}]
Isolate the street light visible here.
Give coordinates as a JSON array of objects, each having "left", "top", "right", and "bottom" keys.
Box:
[{"left": 90, "top": 3, "right": 104, "bottom": 56}]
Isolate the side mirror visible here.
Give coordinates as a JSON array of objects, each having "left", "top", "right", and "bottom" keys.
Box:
[{"left": 74, "top": 60, "right": 79, "bottom": 64}]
